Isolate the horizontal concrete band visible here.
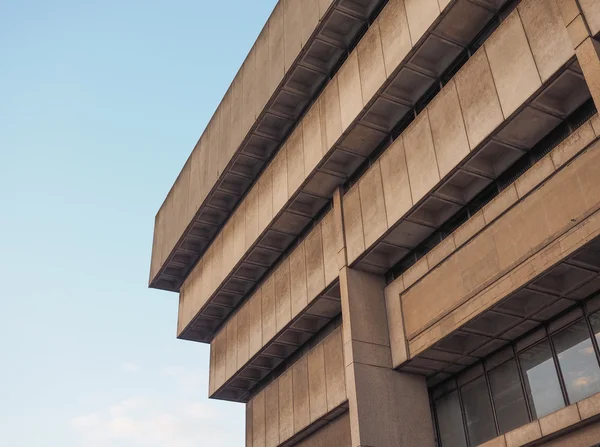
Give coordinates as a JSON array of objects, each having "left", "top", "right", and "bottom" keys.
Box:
[
  {"left": 149, "top": 0, "right": 385, "bottom": 291},
  {"left": 393, "top": 136, "right": 600, "bottom": 367},
  {"left": 383, "top": 114, "right": 600, "bottom": 367},
  {"left": 477, "top": 391, "right": 600, "bottom": 447},
  {"left": 179, "top": 207, "right": 340, "bottom": 339},
  {"left": 245, "top": 327, "right": 347, "bottom": 447},
  {"left": 175, "top": 0, "right": 518, "bottom": 344},
  {"left": 342, "top": 0, "right": 588, "bottom": 278}
]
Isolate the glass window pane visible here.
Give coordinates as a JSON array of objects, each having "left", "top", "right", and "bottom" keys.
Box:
[
  {"left": 519, "top": 340, "right": 565, "bottom": 419},
  {"left": 589, "top": 310, "right": 600, "bottom": 345},
  {"left": 461, "top": 375, "right": 497, "bottom": 445},
  {"left": 552, "top": 320, "right": 600, "bottom": 403},
  {"left": 435, "top": 390, "right": 467, "bottom": 447},
  {"left": 489, "top": 359, "right": 530, "bottom": 434}
]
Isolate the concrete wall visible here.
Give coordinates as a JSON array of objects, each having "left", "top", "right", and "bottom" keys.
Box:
[
  {"left": 159, "top": 0, "right": 460, "bottom": 297},
  {"left": 245, "top": 326, "right": 346, "bottom": 447},
  {"left": 342, "top": 0, "right": 575, "bottom": 266},
  {"left": 149, "top": 0, "right": 336, "bottom": 283},
  {"left": 384, "top": 133, "right": 600, "bottom": 364}
]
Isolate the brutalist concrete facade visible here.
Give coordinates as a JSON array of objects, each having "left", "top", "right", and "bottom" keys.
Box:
[{"left": 150, "top": 0, "right": 600, "bottom": 445}]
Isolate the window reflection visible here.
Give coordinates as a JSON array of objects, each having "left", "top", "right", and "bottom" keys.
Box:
[
  {"left": 519, "top": 340, "right": 565, "bottom": 419},
  {"left": 435, "top": 390, "right": 467, "bottom": 447},
  {"left": 461, "top": 375, "right": 497, "bottom": 445},
  {"left": 552, "top": 320, "right": 600, "bottom": 403},
  {"left": 431, "top": 304, "right": 600, "bottom": 444},
  {"left": 489, "top": 359, "right": 529, "bottom": 434}
]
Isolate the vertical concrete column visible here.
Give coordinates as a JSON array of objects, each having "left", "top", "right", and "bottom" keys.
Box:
[
  {"left": 558, "top": 0, "right": 600, "bottom": 107},
  {"left": 333, "top": 188, "right": 434, "bottom": 447}
]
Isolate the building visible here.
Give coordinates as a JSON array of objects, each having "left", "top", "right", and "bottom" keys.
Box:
[{"left": 148, "top": 0, "right": 600, "bottom": 445}]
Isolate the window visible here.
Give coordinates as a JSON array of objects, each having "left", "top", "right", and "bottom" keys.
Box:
[
  {"left": 552, "top": 320, "right": 600, "bottom": 403},
  {"left": 488, "top": 359, "right": 529, "bottom": 434},
  {"left": 431, "top": 299, "right": 600, "bottom": 446},
  {"left": 461, "top": 375, "right": 496, "bottom": 445},
  {"left": 519, "top": 340, "right": 564, "bottom": 419},
  {"left": 435, "top": 390, "right": 467, "bottom": 447}
]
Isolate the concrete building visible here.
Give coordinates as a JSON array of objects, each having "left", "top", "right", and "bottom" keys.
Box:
[{"left": 148, "top": 0, "right": 600, "bottom": 445}]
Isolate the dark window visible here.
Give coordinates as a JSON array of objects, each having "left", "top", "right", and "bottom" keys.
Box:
[
  {"left": 461, "top": 375, "right": 497, "bottom": 445},
  {"left": 435, "top": 390, "right": 467, "bottom": 447},
  {"left": 588, "top": 310, "right": 600, "bottom": 346},
  {"left": 552, "top": 320, "right": 600, "bottom": 403},
  {"left": 518, "top": 340, "right": 565, "bottom": 419},
  {"left": 488, "top": 359, "right": 529, "bottom": 434}
]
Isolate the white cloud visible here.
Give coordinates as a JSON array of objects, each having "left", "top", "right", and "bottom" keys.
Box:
[
  {"left": 69, "top": 366, "right": 244, "bottom": 447},
  {"left": 121, "top": 362, "right": 140, "bottom": 373}
]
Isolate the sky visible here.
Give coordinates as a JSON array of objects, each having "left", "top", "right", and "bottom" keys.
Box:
[{"left": 0, "top": 1, "right": 277, "bottom": 445}]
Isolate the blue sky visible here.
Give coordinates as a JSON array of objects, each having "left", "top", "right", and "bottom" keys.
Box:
[{"left": 0, "top": 1, "right": 277, "bottom": 445}]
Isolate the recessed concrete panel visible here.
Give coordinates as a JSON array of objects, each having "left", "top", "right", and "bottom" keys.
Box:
[
  {"left": 518, "top": 0, "right": 573, "bottom": 83},
  {"left": 305, "top": 228, "right": 326, "bottom": 300},
  {"left": 358, "top": 163, "right": 388, "bottom": 248},
  {"left": 455, "top": 49, "right": 504, "bottom": 149},
  {"left": 322, "top": 78, "right": 343, "bottom": 149},
  {"left": 303, "top": 99, "right": 325, "bottom": 176},
  {"left": 261, "top": 275, "right": 277, "bottom": 346},
  {"left": 377, "top": 0, "right": 412, "bottom": 78},
  {"left": 485, "top": 10, "right": 541, "bottom": 118},
  {"left": 357, "top": 22, "right": 386, "bottom": 105},
  {"left": 533, "top": 69, "right": 590, "bottom": 119},
  {"left": 408, "top": 34, "right": 463, "bottom": 78},
  {"left": 308, "top": 343, "right": 327, "bottom": 422},
  {"left": 404, "top": 111, "right": 441, "bottom": 203},
  {"left": 496, "top": 106, "right": 562, "bottom": 150},
  {"left": 379, "top": 137, "right": 413, "bottom": 226},
  {"left": 284, "top": 0, "right": 303, "bottom": 72},
  {"left": 434, "top": 0, "right": 494, "bottom": 46},
  {"left": 293, "top": 356, "right": 310, "bottom": 433},
  {"left": 385, "top": 66, "right": 436, "bottom": 105},
  {"left": 338, "top": 123, "right": 387, "bottom": 156},
  {"left": 275, "top": 258, "right": 292, "bottom": 332},
  {"left": 290, "top": 242, "right": 308, "bottom": 318},
  {"left": 337, "top": 52, "right": 364, "bottom": 131},
  {"left": 404, "top": 0, "right": 440, "bottom": 43},
  {"left": 248, "top": 289, "right": 263, "bottom": 358},
  {"left": 258, "top": 165, "right": 273, "bottom": 235},
  {"left": 268, "top": 2, "right": 285, "bottom": 93},
  {"left": 342, "top": 184, "right": 365, "bottom": 264},
  {"left": 428, "top": 80, "right": 470, "bottom": 178},
  {"left": 286, "top": 127, "right": 305, "bottom": 194}
]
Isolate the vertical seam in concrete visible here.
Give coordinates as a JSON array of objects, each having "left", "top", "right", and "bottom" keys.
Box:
[
  {"left": 424, "top": 108, "right": 442, "bottom": 181},
  {"left": 482, "top": 44, "right": 507, "bottom": 121},
  {"left": 515, "top": 7, "right": 544, "bottom": 86}
]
